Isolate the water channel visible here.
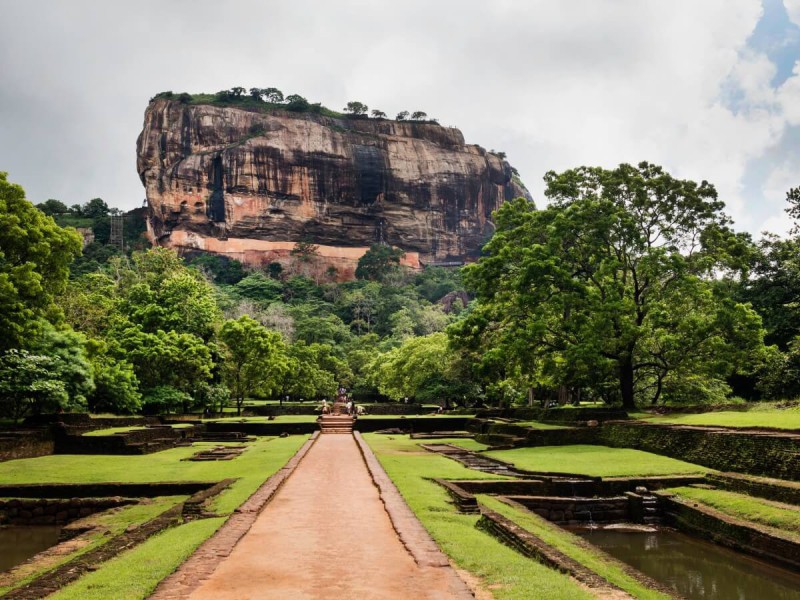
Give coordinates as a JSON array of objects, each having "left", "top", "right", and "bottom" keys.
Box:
[
  {"left": 0, "top": 526, "right": 62, "bottom": 572},
  {"left": 575, "top": 527, "right": 800, "bottom": 599}
]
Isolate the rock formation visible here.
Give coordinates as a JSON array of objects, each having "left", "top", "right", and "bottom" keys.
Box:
[{"left": 137, "top": 98, "right": 530, "bottom": 278}]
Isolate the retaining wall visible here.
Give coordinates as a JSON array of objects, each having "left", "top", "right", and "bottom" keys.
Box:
[
  {"left": 598, "top": 422, "right": 800, "bottom": 480},
  {"left": 0, "top": 430, "right": 54, "bottom": 462},
  {"left": 0, "top": 497, "right": 133, "bottom": 526}
]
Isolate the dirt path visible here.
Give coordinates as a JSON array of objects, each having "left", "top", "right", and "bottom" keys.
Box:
[{"left": 187, "top": 434, "right": 468, "bottom": 600}]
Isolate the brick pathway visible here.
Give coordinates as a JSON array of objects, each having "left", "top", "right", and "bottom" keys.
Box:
[{"left": 158, "top": 433, "right": 471, "bottom": 600}]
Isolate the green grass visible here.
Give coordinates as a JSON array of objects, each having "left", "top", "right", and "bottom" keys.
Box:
[
  {"left": 510, "top": 421, "right": 570, "bottom": 430},
  {"left": 666, "top": 486, "right": 800, "bottom": 539},
  {"left": 49, "top": 517, "right": 225, "bottom": 600},
  {"left": 206, "top": 415, "right": 318, "bottom": 423},
  {"left": 357, "top": 414, "right": 474, "bottom": 419},
  {"left": 364, "top": 434, "right": 592, "bottom": 599},
  {"left": 485, "top": 445, "right": 709, "bottom": 477},
  {"left": 83, "top": 424, "right": 194, "bottom": 436},
  {"left": 632, "top": 409, "right": 800, "bottom": 430},
  {"left": 0, "top": 436, "right": 308, "bottom": 515},
  {"left": 479, "top": 496, "right": 670, "bottom": 600},
  {"left": 0, "top": 496, "right": 186, "bottom": 595}
]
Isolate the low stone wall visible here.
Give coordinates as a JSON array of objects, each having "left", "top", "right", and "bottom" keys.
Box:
[
  {"left": 506, "top": 495, "right": 629, "bottom": 525},
  {"left": 0, "top": 430, "right": 54, "bottom": 462},
  {"left": 53, "top": 424, "right": 199, "bottom": 455},
  {"left": 475, "top": 407, "right": 629, "bottom": 423},
  {"left": 599, "top": 422, "right": 800, "bottom": 480},
  {"left": 249, "top": 403, "right": 434, "bottom": 416},
  {"left": 476, "top": 506, "right": 647, "bottom": 596},
  {"left": 355, "top": 417, "right": 471, "bottom": 433},
  {"left": 708, "top": 472, "right": 800, "bottom": 505},
  {"left": 0, "top": 481, "right": 218, "bottom": 498},
  {"left": 206, "top": 421, "right": 318, "bottom": 436},
  {"left": 658, "top": 492, "right": 800, "bottom": 571},
  {"left": 0, "top": 497, "right": 133, "bottom": 526}
]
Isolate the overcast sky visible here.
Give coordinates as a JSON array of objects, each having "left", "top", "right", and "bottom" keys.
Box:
[{"left": 2, "top": 0, "right": 799, "bottom": 237}]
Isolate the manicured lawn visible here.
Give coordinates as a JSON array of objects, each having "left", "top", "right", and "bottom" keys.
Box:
[
  {"left": 632, "top": 408, "right": 800, "bottom": 430},
  {"left": 357, "top": 414, "right": 474, "bottom": 419},
  {"left": 485, "top": 445, "right": 709, "bottom": 477},
  {"left": 206, "top": 415, "right": 318, "bottom": 423},
  {"left": 666, "top": 486, "right": 800, "bottom": 539},
  {"left": 479, "top": 496, "right": 670, "bottom": 600},
  {"left": 0, "top": 496, "right": 186, "bottom": 596},
  {"left": 365, "top": 434, "right": 593, "bottom": 600},
  {"left": 83, "top": 423, "right": 194, "bottom": 436},
  {"left": 0, "top": 436, "right": 308, "bottom": 515},
  {"left": 511, "top": 421, "right": 570, "bottom": 430},
  {"left": 49, "top": 517, "right": 225, "bottom": 600}
]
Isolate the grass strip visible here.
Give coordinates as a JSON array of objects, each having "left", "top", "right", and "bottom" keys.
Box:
[
  {"left": 666, "top": 486, "right": 800, "bottom": 539},
  {"left": 48, "top": 517, "right": 225, "bottom": 600},
  {"left": 485, "top": 444, "right": 709, "bottom": 477},
  {"left": 364, "top": 434, "right": 593, "bottom": 600},
  {"left": 479, "top": 495, "right": 670, "bottom": 600},
  {"left": 632, "top": 409, "right": 800, "bottom": 430}
]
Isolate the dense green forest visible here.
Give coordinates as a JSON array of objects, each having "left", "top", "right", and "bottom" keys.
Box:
[{"left": 2, "top": 163, "right": 800, "bottom": 420}]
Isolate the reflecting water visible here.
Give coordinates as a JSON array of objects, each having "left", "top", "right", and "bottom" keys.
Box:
[
  {"left": 0, "top": 526, "right": 61, "bottom": 572},
  {"left": 576, "top": 528, "right": 800, "bottom": 600}
]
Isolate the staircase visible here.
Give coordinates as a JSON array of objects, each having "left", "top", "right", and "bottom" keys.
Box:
[{"left": 319, "top": 414, "right": 354, "bottom": 434}]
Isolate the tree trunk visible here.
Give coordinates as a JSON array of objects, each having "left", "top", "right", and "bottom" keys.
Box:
[{"left": 619, "top": 358, "right": 636, "bottom": 410}]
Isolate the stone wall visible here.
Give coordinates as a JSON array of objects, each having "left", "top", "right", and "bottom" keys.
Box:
[
  {"left": 706, "top": 472, "right": 800, "bottom": 505},
  {"left": 0, "top": 481, "right": 217, "bottom": 498},
  {"left": 599, "top": 422, "right": 800, "bottom": 480},
  {"left": 0, "top": 497, "right": 133, "bottom": 526},
  {"left": 658, "top": 492, "right": 800, "bottom": 571},
  {"left": 0, "top": 430, "right": 54, "bottom": 462},
  {"left": 475, "top": 407, "right": 629, "bottom": 424},
  {"left": 506, "top": 495, "right": 629, "bottom": 525}
]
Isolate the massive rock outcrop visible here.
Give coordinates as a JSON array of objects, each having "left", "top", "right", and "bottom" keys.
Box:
[{"left": 137, "top": 98, "right": 530, "bottom": 278}]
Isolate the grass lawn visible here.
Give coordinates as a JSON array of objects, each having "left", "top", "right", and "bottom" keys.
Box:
[
  {"left": 0, "top": 436, "right": 308, "bottom": 598},
  {"left": 206, "top": 415, "right": 318, "bottom": 423},
  {"left": 632, "top": 408, "right": 800, "bottom": 430},
  {"left": 0, "top": 436, "right": 308, "bottom": 514},
  {"left": 365, "top": 434, "right": 593, "bottom": 600},
  {"left": 479, "top": 496, "right": 670, "bottom": 600},
  {"left": 357, "top": 414, "right": 475, "bottom": 419},
  {"left": 666, "top": 486, "right": 800, "bottom": 539},
  {"left": 0, "top": 496, "right": 186, "bottom": 595},
  {"left": 82, "top": 423, "right": 194, "bottom": 436},
  {"left": 49, "top": 516, "right": 225, "bottom": 600},
  {"left": 510, "top": 421, "right": 570, "bottom": 430},
  {"left": 485, "top": 445, "right": 709, "bottom": 477}
]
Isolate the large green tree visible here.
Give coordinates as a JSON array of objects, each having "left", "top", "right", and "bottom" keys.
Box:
[
  {"left": 458, "top": 163, "right": 764, "bottom": 409},
  {"left": 0, "top": 172, "right": 82, "bottom": 351},
  {"left": 219, "top": 316, "right": 289, "bottom": 414}
]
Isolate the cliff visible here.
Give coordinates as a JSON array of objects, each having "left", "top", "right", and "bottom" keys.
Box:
[{"left": 137, "top": 98, "right": 530, "bottom": 278}]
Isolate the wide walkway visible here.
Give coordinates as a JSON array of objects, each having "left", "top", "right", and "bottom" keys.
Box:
[{"left": 188, "top": 434, "right": 465, "bottom": 600}]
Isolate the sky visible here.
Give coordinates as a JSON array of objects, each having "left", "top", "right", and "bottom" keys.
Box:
[{"left": 1, "top": 0, "right": 799, "bottom": 237}]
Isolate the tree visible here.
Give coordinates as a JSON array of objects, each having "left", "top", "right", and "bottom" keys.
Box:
[
  {"left": 285, "top": 94, "right": 309, "bottom": 112},
  {"left": 219, "top": 316, "right": 289, "bottom": 415},
  {"left": 458, "top": 163, "right": 764, "bottom": 409},
  {"left": 371, "top": 110, "right": 387, "bottom": 119},
  {"left": 249, "top": 87, "right": 264, "bottom": 101},
  {"left": 37, "top": 199, "right": 69, "bottom": 216},
  {"left": 0, "top": 172, "right": 82, "bottom": 351},
  {"left": 235, "top": 272, "right": 284, "bottom": 304},
  {"left": 343, "top": 101, "right": 368, "bottom": 116},
  {"left": 410, "top": 111, "right": 428, "bottom": 121},
  {"left": 0, "top": 350, "right": 67, "bottom": 421},
  {"left": 89, "top": 353, "right": 141, "bottom": 414},
  {"left": 230, "top": 87, "right": 246, "bottom": 97},
  {"left": 355, "top": 244, "right": 406, "bottom": 281},
  {"left": 263, "top": 88, "right": 284, "bottom": 103},
  {"left": 81, "top": 198, "right": 110, "bottom": 219},
  {"left": 396, "top": 111, "right": 409, "bottom": 121}
]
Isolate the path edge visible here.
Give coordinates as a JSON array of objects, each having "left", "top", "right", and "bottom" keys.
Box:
[
  {"left": 353, "top": 431, "right": 475, "bottom": 599},
  {"left": 148, "top": 431, "right": 320, "bottom": 599}
]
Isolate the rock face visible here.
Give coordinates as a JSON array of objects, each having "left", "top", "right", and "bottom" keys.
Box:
[{"left": 137, "top": 98, "right": 530, "bottom": 278}]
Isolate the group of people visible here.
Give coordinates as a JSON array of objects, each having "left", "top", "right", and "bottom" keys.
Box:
[{"left": 318, "top": 387, "right": 365, "bottom": 417}]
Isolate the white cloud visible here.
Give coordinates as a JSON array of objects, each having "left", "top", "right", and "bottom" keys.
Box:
[{"left": 785, "top": 0, "right": 800, "bottom": 27}]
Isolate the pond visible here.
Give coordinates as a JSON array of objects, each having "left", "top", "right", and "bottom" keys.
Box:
[
  {"left": 576, "top": 527, "right": 800, "bottom": 600},
  {"left": 0, "top": 526, "right": 62, "bottom": 572}
]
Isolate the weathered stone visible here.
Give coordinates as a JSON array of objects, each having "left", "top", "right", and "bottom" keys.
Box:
[{"left": 137, "top": 99, "right": 531, "bottom": 279}]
